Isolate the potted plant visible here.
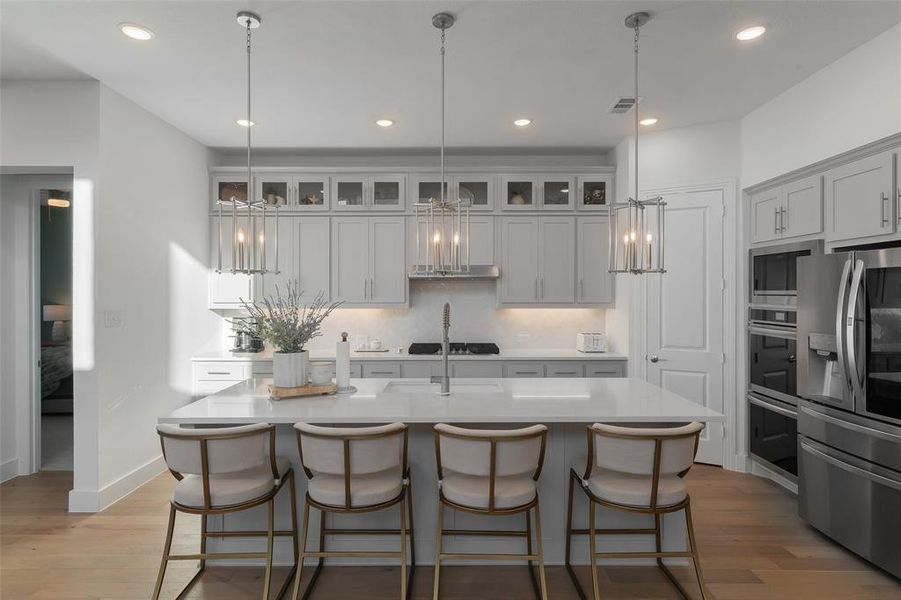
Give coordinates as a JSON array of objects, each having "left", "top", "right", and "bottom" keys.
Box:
[{"left": 238, "top": 281, "right": 341, "bottom": 388}]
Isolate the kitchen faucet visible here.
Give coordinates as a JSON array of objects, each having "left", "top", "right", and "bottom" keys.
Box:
[{"left": 430, "top": 302, "right": 451, "bottom": 395}]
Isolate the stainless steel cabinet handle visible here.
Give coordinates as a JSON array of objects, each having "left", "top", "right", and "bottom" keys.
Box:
[
  {"left": 534, "top": 279, "right": 538, "bottom": 300},
  {"left": 579, "top": 279, "right": 584, "bottom": 300},
  {"left": 649, "top": 355, "right": 660, "bottom": 363},
  {"left": 774, "top": 207, "right": 779, "bottom": 235},
  {"left": 369, "top": 278, "right": 374, "bottom": 300},
  {"left": 515, "top": 371, "right": 538, "bottom": 375},
  {"left": 363, "top": 278, "right": 368, "bottom": 300},
  {"left": 780, "top": 207, "right": 787, "bottom": 233},
  {"left": 881, "top": 192, "right": 890, "bottom": 226},
  {"left": 554, "top": 371, "right": 578, "bottom": 375},
  {"left": 369, "top": 371, "right": 394, "bottom": 375},
  {"left": 206, "top": 371, "right": 232, "bottom": 375},
  {"left": 540, "top": 278, "right": 544, "bottom": 299}
]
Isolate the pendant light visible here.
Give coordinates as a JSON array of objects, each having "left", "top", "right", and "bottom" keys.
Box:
[
  {"left": 410, "top": 12, "right": 497, "bottom": 280},
  {"left": 609, "top": 11, "right": 666, "bottom": 275},
  {"left": 216, "top": 10, "right": 279, "bottom": 276}
]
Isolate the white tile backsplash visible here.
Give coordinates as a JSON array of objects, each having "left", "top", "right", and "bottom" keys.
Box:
[{"left": 219, "top": 280, "right": 611, "bottom": 353}]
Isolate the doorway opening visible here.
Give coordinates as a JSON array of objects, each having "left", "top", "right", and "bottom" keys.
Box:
[{"left": 38, "top": 186, "right": 74, "bottom": 471}]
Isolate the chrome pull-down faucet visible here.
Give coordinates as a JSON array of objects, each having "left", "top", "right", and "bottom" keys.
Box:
[{"left": 430, "top": 302, "right": 451, "bottom": 395}]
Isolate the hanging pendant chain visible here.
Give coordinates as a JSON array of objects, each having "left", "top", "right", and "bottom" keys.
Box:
[
  {"left": 246, "top": 21, "right": 252, "bottom": 210},
  {"left": 633, "top": 24, "right": 640, "bottom": 206},
  {"left": 440, "top": 27, "right": 446, "bottom": 204}
]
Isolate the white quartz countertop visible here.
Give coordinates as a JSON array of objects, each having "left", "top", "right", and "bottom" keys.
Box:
[
  {"left": 192, "top": 349, "right": 628, "bottom": 362},
  {"left": 161, "top": 377, "right": 723, "bottom": 425}
]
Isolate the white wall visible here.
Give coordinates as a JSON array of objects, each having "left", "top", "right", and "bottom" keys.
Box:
[
  {"left": 1, "top": 80, "right": 218, "bottom": 509},
  {"left": 94, "top": 86, "right": 220, "bottom": 495},
  {"left": 741, "top": 22, "right": 901, "bottom": 187},
  {"left": 0, "top": 80, "right": 101, "bottom": 494}
]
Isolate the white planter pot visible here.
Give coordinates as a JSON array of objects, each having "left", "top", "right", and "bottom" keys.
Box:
[{"left": 273, "top": 351, "right": 308, "bottom": 388}]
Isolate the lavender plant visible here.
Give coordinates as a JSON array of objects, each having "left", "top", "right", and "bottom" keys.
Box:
[{"left": 237, "top": 280, "right": 341, "bottom": 353}]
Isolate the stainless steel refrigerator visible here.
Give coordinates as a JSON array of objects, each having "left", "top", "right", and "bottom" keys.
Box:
[{"left": 797, "top": 248, "right": 901, "bottom": 578}]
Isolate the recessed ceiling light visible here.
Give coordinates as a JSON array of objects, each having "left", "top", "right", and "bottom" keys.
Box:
[
  {"left": 736, "top": 25, "right": 766, "bottom": 42},
  {"left": 236, "top": 119, "right": 255, "bottom": 127},
  {"left": 513, "top": 118, "right": 532, "bottom": 127},
  {"left": 375, "top": 119, "right": 395, "bottom": 127},
  {"left": 639, "top": 117, "right": 659, "bottom": 126},
  {"left": 119, "top": 23, "right": 155, "bottom": 41}
]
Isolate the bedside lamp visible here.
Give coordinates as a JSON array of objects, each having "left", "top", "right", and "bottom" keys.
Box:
[{"left": 43, "top": 304, "right": 72, "bottom": 342}]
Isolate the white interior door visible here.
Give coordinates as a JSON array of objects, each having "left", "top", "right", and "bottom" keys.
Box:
[{"left": 646, "top": 187, "right": 725, "bottom": 465}]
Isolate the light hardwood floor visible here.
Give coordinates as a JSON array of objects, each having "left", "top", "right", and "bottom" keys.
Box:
[{"left": 1, "top": 466, "right": 899, "bottom": 599}]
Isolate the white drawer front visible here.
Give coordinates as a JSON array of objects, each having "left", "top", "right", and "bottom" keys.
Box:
[
  {"left": 546, "top": 362, "right": 584, "bottom": 377},
  {"left": 503, "top": 362, "right": 545, "bottom": 378},
  {"left": 362, "top": 362, "right": 402, "bottom": 378},
  {"left": 586, "top": 362, "right": 625, "bottom": 378},
  {"left": 194, "top": 362, "right": 248, "bottom": 381}
]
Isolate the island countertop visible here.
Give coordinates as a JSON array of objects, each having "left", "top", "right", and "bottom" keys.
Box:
[{"left": 161, "top": 377, "right": 724, "bottom": 425}]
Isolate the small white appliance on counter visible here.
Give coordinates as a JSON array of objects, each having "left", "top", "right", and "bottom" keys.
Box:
[{"left": 576, "top": 332, "right": 607, "bottom": 353}]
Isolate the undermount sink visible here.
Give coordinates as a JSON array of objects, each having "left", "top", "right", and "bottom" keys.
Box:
[{"left": 381, "top": 380, "right": 504, "bottom": 395}]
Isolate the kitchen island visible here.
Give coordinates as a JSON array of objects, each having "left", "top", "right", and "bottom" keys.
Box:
[{"left": 162, "top": 378, "right": 724, "bottom": 566}]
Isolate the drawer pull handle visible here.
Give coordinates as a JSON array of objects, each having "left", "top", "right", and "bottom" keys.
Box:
[
  {"left": 370, "top": 371, "right": 394, "bottom": 375},
  {"left": 515, "top": 371, "right": 538, "bottom": 375},
  {"left": 554, "top": 371, "right": 578, "bottom": 375},
  {"left": 207, "top": 371, "right": 232, "bottom": 375}
]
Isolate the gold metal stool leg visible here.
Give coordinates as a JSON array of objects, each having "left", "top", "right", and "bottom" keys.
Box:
[
  {"left": 533, "top": 499, "right": 549, "bottom": 600},
  {"left": 291, "top": 500, "right": 311, "bottom": 600},
  {"left": 432, "top": 501, "right": 443, "bottom": 600},
  {"left": 588, "top": 500, "right": 600, "bottom": 600},
  {"left": 151, "top": 505, "right": 177, "bottom": 600},
  {"left": 685, "top": 500, "right": 709, "bottom": 600}
]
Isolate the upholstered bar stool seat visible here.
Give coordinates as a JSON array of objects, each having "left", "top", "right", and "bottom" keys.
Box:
[
  {"left": 152, "top": 423, "right": 298, "bottom": 600},
  {"left": 432, "top": 423, "right": 549, "bottom": 600},
  {"left": 565, "top": 421, "right": 709, "bottom": 600},
  {"left": 292, "top": 422, "right": 414, "bottom": 600},
  {"left": 172, "top": 458, "right": 292, "bottom": 508},
  {"left": 585, "top": 468, "right": 687, "bottom": 508}
]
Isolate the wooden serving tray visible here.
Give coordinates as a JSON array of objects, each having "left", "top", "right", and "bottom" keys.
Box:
[{"left": 268, "top": 383, "right": 337, "bottom": 400}]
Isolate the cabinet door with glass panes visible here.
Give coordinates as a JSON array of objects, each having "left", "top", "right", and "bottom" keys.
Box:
[
  {"left": 211, "top": 174, "right": 250, "bottom": 213},
  {"left": 370, "top": 174, "right": 406, "bottom": 211},
  {"left": 330, "top": 176, "right": 367, "bottom": 211},
  {"left": 455, "top": 173, "right": 495, "bottom": 211},
  {"left": 409, "top": 174, "right": 448, "bottom": 210},
  {"left": 576, "top": 174, "right": 614, "bottom": 211},
  {"left": 501, "top": 175, "right": 538, "bottom": 211},
  {"left": 538, "top": 175, "right": 574, "bottom": 210}
]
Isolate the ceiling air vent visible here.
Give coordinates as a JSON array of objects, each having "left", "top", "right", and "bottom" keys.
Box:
[{"left": 608, "top": 96, "right": 643, "bottom": 114}]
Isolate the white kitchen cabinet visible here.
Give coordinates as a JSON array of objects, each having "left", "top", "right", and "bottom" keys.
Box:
[
  {"left": 539, "top": 175, "right": 574, "bottom": 210},
  {"left": 255, "top": 173, "right": 330, "bottom": 211},
  {"left": 586, "top": 362, "right": 626, "bottom": 377},
  {"left": 406, "top": 215, "right": 495, "bottom": 269},
  {"left": 825, "top": 151, "right": 896, "bottom": 242},
  {"left": 295, "top": 217, "right": 331, "bottom": 301},
  {"left": 539, "top": 217, "right": 576, "bottom": 303},
  {"left": 256, "top": 216, "right": 294, "bottom": 300},
  {"left": 369, "top": 218, "right": 406, "bottom": 303},
  {"left": 409, "top": 173, "right": 495, "bottom": 212},
  {"left": 782, "top": 175, "right": 823, "bottom": 239},
  {"left": 750, "top": 187, "right": 784, "bottom": 244},
  {"left": 577, "top": 216, "right": 614, "bottom": 305},
  {"left": 209, "top": 216, "right": 255, "bottom": 308},
  {"left": 499, "top": 217, "right": 576, "bottom": 305},
  {"left": 546, "top": 362, "right": 584, "bottom": 377},
  {"left": 332, "top": 174, "right": 405, "bottom": 211},
  {"left": 210, "top": 174, "right": 249, "bottom": 212},
  {"left": 331, "top": 217, "right": 368, "bottom": 303},
  {"left": 576, "top": 174, "right": 614, "bottom": 211},
  {"left": 362, "top": 362, "right": 402, "bottom": 378},
  {"left": 501, "top": 175, "right": 537, "bottom": 211},
  {"left": 499, "top": 217, "right": 540, "bottom": 302},
  {"left": 503, "top": 362, "right": 544, "bottom": 378},
  {"left": 452, "top": 362, "right": 503, "bottom": 378},
  {"left": 332, "top": 217, "right": 406, "bottom": 306}
]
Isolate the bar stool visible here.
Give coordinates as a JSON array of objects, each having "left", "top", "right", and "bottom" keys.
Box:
[
  {"left": 565, "top": 422, "right": 708, "bottom": 600},
  {"left": 432, "top": 423, "right": 549, "bottom": 600},
  {"left": 153, "top": 423, "right": 298, "bottom": 600},
  {"left": 292, "top": 422, "right": 413, "bottom": 600}
]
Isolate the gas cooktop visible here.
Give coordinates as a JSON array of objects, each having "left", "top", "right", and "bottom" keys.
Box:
[{"left": 408, "top": 342, "right": 500, "bottom": 356}]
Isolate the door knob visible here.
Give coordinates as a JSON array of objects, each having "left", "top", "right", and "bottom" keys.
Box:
[{"left": 649, "top": 355, "right": 659, "bottom": 363}]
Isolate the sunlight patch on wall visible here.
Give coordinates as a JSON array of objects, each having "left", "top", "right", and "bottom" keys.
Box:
[{"left": 72, "top": 178, "right": 94, "bottom": 371}]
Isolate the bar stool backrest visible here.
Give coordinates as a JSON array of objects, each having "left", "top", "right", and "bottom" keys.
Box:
[
  {"left": 294, "top": 422, "right": 408, "bottom": 478},
  {"left": 587, "top": 422, "right": 703, "bottom": 479},
  {"left": 157, "top": 423, "right": 275, "bottom": 477}
]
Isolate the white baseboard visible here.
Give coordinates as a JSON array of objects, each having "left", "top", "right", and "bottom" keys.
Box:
[
  {"left": 0, "top": 458, "right": 19, "bottom": 483},
  {"left": 68, "top": 455, "right": 166, "bottom": 513}
]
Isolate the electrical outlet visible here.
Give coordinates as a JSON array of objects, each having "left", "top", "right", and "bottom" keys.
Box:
[{"left": 104, "top": 310, "right": 123, "bottom": 328}]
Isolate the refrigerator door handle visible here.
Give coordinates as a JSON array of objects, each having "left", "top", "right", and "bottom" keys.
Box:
[
  {"left": 845, "top": 259, "right": 866, "bottom": 404},
  {"left": 835, "top": 258, "right": 853, "bottom": 393}
]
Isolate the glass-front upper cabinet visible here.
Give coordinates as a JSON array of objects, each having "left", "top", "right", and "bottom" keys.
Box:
[
  {"left": 411, "top": 174, "right": 448, "bottom": 207},
  {"left": 255, "top": 174, "right": 329, "bottom": 211},
  {"left": 576, "top": 174, "right": 614, "bottom": 211},
  {"left": 539, "top": 175, "right": 574, "bottom": 210},
  {"left": 331, "top": 176, "right": 366, "bottom": 210},
  {"left": 455, "top": 174, "right": 494, "bottom": 211},
  {"left": 371, "top": 174, "right": 406, "bottom": 211},
  {"left": 211, "top": 174, "right": 249, "bottom": 211},
  {"left": 501, "top": 175, "right": 537, "bottom": 211}
]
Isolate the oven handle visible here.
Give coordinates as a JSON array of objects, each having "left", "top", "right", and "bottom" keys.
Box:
[
  {"left": 799, "top": 405, "right": 901, "bottom": 443},
  {"left": 749, "top": 396, "right": 797, "bottom": 419},
  {"left": 800, "top": 439, "right": 901, "bottom": 492},
  {"left": 845, "top": 259, "right": 866, "bottom": 404},
  {"left": 835, "top": 258, "right": 852, "bottom": 393},
  {"left": 748, "top": 325, "right": 797, "bottom": 340}
]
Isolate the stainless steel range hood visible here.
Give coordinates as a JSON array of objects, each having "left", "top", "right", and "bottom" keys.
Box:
[{"left": 407, "top": 265, "right": 500, "bottom": 280}]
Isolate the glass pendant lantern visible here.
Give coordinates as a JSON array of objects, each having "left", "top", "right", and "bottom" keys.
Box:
[{"left": 609, "top": 11, "right": 666, "bottom": 275}]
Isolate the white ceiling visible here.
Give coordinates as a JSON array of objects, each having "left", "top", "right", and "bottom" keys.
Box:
[{"left": 2, "top": 1, "right": 900, "bottom": 150}]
